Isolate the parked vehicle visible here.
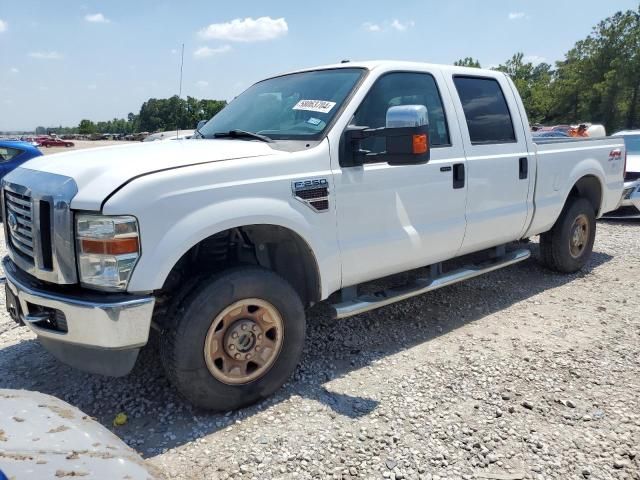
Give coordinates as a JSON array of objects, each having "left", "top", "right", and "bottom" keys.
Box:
[
  {"left": 143, "top": 129, "right": 195, "bottom": 142},
  {"left": 37, "top": 138, "right": 74, "bottom": 148},
  {"left": 532, "top": 130, "right": 570, "bottom": 138},
  {"left": 0, "top": 61, "right": 625, "bottom": 410},
  {"left": 124, "top": 132, "right": 149, "bottom": 141},
  {"left": 0, "top": 140, "right": 42, "bottom": 179},
  {"left": 17, "top": 136, "right": 40, "bottom": 146},
  {"left": 606, "top": 130, "right": 640, "bottom": 217}
]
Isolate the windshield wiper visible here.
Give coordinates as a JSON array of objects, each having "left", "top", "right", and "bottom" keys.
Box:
[{"left": 212, "top": 129, "right": 273, "bottom": 143}]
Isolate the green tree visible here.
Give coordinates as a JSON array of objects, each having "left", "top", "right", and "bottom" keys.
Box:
[
  {"left": 550, "top": 6, "right": 640, "bottom": 131},
  {"left": 137, "top": 96, "right": 227, "bottom": 132},
  {"left": 494, "top": 53, "right": 555, "bottom": 124},
  {"left": 200, "top": 99, "right": 226, "bottom": 121},
  {"left": 78, "top": 119, "right": 96, "bottom": 135},
  {"left": 454, "top": 57, "right": 481, "bottom": 68}
]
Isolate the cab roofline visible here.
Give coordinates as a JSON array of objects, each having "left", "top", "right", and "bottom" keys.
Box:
[{"left": 266, "top": 60, "right": 505, "bottom": 81}]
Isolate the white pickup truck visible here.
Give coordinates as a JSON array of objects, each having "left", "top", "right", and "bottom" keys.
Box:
[{"left": 1, "top": 61, "right": 625, "bottom": 410}]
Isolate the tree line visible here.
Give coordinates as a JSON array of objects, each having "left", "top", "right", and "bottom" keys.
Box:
[
  {"left": 36, "top": 96, "right": 227, "bottom": 135},
  {"left": 36, "top": 6, "right": 639, "bottom": 137},
  {"left": 455, "top": 6, "right": 639, "bottom": 133}
]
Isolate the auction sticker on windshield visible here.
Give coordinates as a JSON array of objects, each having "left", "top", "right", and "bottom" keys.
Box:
[{"left": 293, "top": 100, "right": 336, "bottom": 114}]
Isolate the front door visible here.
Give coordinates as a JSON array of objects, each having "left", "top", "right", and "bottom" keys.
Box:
[{"left": 332, "top": 71, "right": 468, "bottom": 287}]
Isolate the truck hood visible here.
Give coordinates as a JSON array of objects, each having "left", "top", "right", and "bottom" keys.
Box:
[{"left": 21, "top": 139, "right": 277, "bottom": 210}]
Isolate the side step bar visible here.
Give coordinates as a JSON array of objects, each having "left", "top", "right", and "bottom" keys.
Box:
[{"left": 330, "top": 248, "right": 531, "bottom": 319}]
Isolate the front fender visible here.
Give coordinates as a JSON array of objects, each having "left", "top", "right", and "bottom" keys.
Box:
[
  {"left": 101, "top": 140, "right": 340, "bottom": 299},
  {"left": 128, "top": 196, "right": 330, "bottom": 293}
]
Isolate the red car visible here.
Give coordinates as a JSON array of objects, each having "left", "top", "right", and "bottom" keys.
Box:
[{"left": 37, "top": 138, "right": 74, "bottom": 148}]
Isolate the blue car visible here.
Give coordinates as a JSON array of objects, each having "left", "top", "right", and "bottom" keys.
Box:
[{"left": 0, "top": 140, "right": 43, "bottom": 178}]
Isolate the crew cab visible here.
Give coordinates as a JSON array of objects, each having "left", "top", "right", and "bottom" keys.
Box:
[{"left": 1, "top": 61, "right": 625, "bottom": 410}]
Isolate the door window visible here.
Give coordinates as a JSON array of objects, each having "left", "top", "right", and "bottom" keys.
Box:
[
  {"left": 351, "top": 72, "right": 450, "bottom": 154},
  {"left": 453, "top": 76, "right": 516, "bottom": 145},
  {"left": 0, "top": 147, "right": 22, "bottom": 162}
]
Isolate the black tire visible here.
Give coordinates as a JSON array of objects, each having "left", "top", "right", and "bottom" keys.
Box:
[
  {"left": 160, "top": 266, "right": 306, "bottom": 410},
  {"left": 539, "top": 197, "right": 596, "bottom": 273}
]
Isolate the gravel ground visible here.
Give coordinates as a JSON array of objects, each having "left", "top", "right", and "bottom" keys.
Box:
[{"left": 0, "top": 220, "right": 639, "bottom": 480}]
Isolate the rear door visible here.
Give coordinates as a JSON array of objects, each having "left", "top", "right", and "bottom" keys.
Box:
[{"left": 448, "top": 74, "right": 532, "bottom": 254}]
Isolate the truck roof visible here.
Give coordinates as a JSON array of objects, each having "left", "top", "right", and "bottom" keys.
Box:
[{"left": 283, "top": 60, "right": 505, "bottom": 79}]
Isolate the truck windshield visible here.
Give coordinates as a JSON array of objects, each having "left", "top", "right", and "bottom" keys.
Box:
[{"left": 198, "top": 68, "right": 365, "bottom": 141}]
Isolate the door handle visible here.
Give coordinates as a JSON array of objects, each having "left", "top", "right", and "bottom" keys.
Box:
[
  {"left": 519, "top": 157, "right": 528, "bottom": 179},
  {"left": 453, "top": 163, "right": 465, "bottom": 189}
]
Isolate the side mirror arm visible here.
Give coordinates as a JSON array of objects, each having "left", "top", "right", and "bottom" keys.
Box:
[{"left": 340, "top": 125, "right": 391, "bottom": 167}]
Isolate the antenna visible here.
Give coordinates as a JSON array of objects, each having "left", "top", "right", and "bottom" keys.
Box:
[{"left": 176, "top": 43, "right": 185, "bottom": 138}]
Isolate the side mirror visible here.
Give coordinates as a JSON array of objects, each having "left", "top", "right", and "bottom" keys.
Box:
[
  {"left": 196, "top": 119, "right": 207, "bottom": 131},
  {"left": 386, "top": 104, "right": 429, "bottom": 128},
  {"left": 340, "top": 105, "right": 430, "bottom": 167},
  {"left": 384, "top": 105, "right": 430, "bottom": 166}
]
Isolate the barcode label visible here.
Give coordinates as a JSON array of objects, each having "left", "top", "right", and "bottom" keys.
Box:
[{"left": 292, "top": 100, "right": 336, "bottom": 114}]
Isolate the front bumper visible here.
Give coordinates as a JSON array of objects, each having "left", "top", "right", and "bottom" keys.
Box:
[
  {"left": 619, "top": 179, "right": 640, "bottom": 209},
  {"left": 1, "top": 256, "right": 155, "bottom": 376}
]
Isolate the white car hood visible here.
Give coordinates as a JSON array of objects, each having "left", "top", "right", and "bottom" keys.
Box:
[{"left": 20, "top": 139, "right": 277, "bottom": 210}]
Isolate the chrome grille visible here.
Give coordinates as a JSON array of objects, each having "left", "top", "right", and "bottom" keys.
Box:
[
  {"left": 2, "top": 169, "right": 79, "bottom": 285},
  {"left": 5, "top": 190, "right": 35, "bottom": 261}
]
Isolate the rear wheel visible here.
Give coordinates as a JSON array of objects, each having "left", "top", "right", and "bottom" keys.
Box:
[
  {"left": 540, "top": 197, "right": 596, "bottom": 273},
  {"left": 160, "top": 266, "right": 305, "bottom": 410}
]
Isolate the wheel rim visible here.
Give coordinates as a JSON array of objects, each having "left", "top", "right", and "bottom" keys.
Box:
[
  {"left": 204, "top": 298, "right": 284, "bottom": 385},
  {"left": 569, "top": 214, "right": 589, "bottom": 258}
]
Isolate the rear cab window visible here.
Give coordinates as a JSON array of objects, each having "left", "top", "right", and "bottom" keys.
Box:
[{"left": 453, "top": 76, "right": 517, "bottom": 145}]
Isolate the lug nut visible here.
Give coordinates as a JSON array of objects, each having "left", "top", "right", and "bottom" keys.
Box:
[
  {"left": 232, "top": 332, "right": 238, "bottom": 338},
  {"left": 246, "top": 354, "right": 252, "bottom": 359},
  {"left": 229, "top": 345, "right": 235, "bottom": 350},
  {"left": 241, "top": 324, "right": 247, "bottom": 331}
]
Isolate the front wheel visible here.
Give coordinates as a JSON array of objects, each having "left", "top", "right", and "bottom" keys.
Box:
[
  {"left": 160, "top": 266, "right": 306, "bottom": 410},
  {"left": 539, "top": 197, "right": 596, "bottom": 273}
]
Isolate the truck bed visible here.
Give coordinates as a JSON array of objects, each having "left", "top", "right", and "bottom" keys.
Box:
[
  {"left": 532, "top": 136, "right": 619, "bottom": 145},
  {"left": 525, "top": 136, "right": 625, "bottom": 237}
]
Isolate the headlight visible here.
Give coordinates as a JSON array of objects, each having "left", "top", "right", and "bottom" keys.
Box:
[{"left": 76, "top": 214, "right": 140, "bottom": 291}]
